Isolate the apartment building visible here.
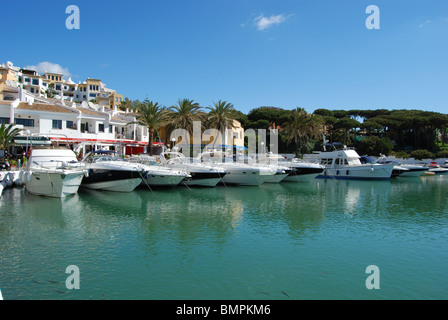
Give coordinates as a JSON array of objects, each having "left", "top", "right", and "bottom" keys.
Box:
[
  {"left": 1, "top": 61, "right": 124, "bottom": 111},
  {"left": 0, "top": 88, "right": 151, "bottom": 157}
]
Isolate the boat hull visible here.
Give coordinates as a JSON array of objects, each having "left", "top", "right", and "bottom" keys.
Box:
[
  {"left": 265, "top": 172, "right": 290, "bottom": 183},
  {"left": 398, "top": 169, "right": 428, "bottom": 177},
  {"left": 25, "top": 171, "right": 85, "bottom": 198},
  {"left": 221, "top": 171, "right": 274, "bottom": 186},
  {"left": 283, "top": 167, "right": 323, "bottom": 182},
  {"left": 428, "top": 168, "right": 448, "bottom": 175},
  {"left": 317, "top": 165, "right": 393, "bottom": 180},
  {"left": 82, "top": 169, "right": 144, "bottom": 192},
  {"left": 182, "top": 172, "right": 225, "bottom": 187},
  {"left": 143, "top": 174, "right": 185, "bottom": 187}
]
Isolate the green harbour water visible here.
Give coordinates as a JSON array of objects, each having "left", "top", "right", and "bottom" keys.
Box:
[{"left": 0, "top": 175, "right": 447, "bottom": 300}]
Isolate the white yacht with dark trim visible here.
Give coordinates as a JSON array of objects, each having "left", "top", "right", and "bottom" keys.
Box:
[
  {"left": 256, "top": 152, "right": 324, "bottom": 182},
  {"left": 128, "top": 154, "right": 190, "bottom": 187},
  {"left": 198, "top": 150, "right": 276, "bottom": 186},
  {"left": 81, "top": 151, "right": 147, "bottom": 192},
  {"left": 304, "top": 143, "right": 394, "bottom": 180},
  {"left": 159, "top": 150, "right": 227, "bottom": 187}
]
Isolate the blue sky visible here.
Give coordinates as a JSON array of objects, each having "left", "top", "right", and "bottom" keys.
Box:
[{"left": 3, "top": 0, "right": 448, "bottom": 114}]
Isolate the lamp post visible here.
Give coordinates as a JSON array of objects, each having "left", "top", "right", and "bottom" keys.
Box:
[
  {"left": 25, "top": 130, "right": 31, "bottom": 153},
  {"left": 171, "top": 137, "right": 176, "bottom": 150}
]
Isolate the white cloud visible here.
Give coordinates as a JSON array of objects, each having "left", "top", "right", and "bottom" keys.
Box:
[
  {"left": 419, "top": 20, "right": 431, "bottom": 28},
  {"left": 254, "top": 14, "right": 291, "bottom": 31},
  {"left": 24, "top": 62, "right": 71, "bottom": 78}
]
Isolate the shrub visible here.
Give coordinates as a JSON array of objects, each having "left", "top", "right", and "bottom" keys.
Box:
[
  {"left": 391, "top": 151, "right": 410, "bottom": 159},
  {"left": 435, "top": 150, "right": 448, "bottom": 158},
  {"left": 409, "top": 149, "right": 434, "bottom": 160}
]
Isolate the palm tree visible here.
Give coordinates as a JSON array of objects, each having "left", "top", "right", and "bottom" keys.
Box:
[
  {"left": 283, "top": 107, "right": 323, "bottom": 157},
  {"left": 206, "top": 100, "right": 236, "bottom": 148},
  {"left": 0, "top": 123, "right": 22, "bottom": 151},
  {"left": 128, "top": 99, "right": 169, "bottom": 155},
  {"left": 168, "top": 98, "right": 204, "bottom": 134}
]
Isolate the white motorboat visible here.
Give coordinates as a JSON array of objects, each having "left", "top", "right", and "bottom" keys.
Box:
[
  {"left": 304, "top": 143, "right": 394, "bottom": 180},
  {"left": 375, "top": 156, "right": 429, "bottom": 177},
  {"left": 159, "top": 151, "right": 227, "bottom": 187},
  {"left": 427, "top": 162, "right": 448, "bottom": 175},
  {"left": 281, "top": 159, "right": 325, "bottom": 182},
  {"left": 235, "top": 153, "right": 290, "bottom": 183},
  {"left": 443, "top": 160, "right": 448, "bottom": 168},
  {"left": 198, "top": 150, "right": 276, "bottom": 186},
  {"left": 395, "top": 164, "right": 429, "bottom": 177},
  {"left": 81, "top": 151, "right": 147, "bottom": 192},
  {"left": 22, "top": 147, "right": 86, "bottom": 198},
  {"left": 255, "top": 152, "right": 323, "bottom": 182},
  {"left": 128, "top": 155, "right": 189, "bottom": 187}
]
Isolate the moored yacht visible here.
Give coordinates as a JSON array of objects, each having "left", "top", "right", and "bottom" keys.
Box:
[
  {"left": 128, "top": 155, "right": 189, "bottom": 187},
  {"left": 427, "top": 162, "right": 448, "bottom": 174},
  {"left": 304, "top": 143, "right": 394, "bottom": 180},
  {"left": 198, "top": 150, "right": 276, "bottom": 186},
  {"left": 22, "top": 147, "right": 86, "bottom": 198},
  {"left": 159, "top": 151, "right": 227, "bottom": 187},
  {"left": 256, "top": 152, "right": 324, "bottom": 182},
  {"left": 81, "top": 151, "right": 147, "bottom": 192},
  {"left": 281, "top": 158, "right": 325, "bottom": 182}
]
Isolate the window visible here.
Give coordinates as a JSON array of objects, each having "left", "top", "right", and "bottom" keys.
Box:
[
  {"left": 32, "top": 79, "right": 39, "bottom": 85},
  {"left": 89, "top": 93, "right": 96, "bottom": 98},
  {"left": 24, "top": 77, "right": 30, "bottom": 83},
  {"left": 0, "top": 117, "right": 10, "bottom": 125},
  {"left": 15, "top": 118, "right": 34, "bottom": 127},
  {"left": 98, "top": 124, "right": 105, "bottom": 132},
  {"left": 43, "top": 82, "right": 48, "bottom": 87},
  {"left": 66, "top": 121, "right": 75, "bottom": 129},
  {"left": 52, "top": 120, "right": 62, "bottom": 129}
]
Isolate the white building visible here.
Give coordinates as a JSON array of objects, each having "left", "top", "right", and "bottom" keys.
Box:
[{"left": 0, "top": 90, "right": 152, "bottom": 157}]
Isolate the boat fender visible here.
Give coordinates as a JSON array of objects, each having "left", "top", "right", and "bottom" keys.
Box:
[
  {"left": 336, "top": 170, "right": 340, "bottom": 176},
  {"left": 346, "top": 170, "right": 350, "bottom": 175},
  {"left": 21, "top": 171, "right": 27, "bottom": 184},
  {"left": 370, "top": 167, "right": 374, "bottom": 172},
  {"left": 27, "top": 171, "right": 32, "bottom": 182}
]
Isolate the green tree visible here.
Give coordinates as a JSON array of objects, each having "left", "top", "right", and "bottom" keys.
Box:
[
  {"left": 128, "top": 99, "right": 169, "bottom": 155},
  {"left": 333, "top": 117, "right": 361, "bottom": 146},
  {"left": 46, "top": 83, "right": 56, "bottom": 99},
  {"left": 0, "top": 123, "right": 22, "bottom": 150},
  {"left": 168, "top": 98, "right": 204, "bottom": 134},
  {"left": 283, "top": 107, "right": 323, "bottom": 157},
  {"left": 206, "top": 100, "right": 237, "bottom": 146},
  {"left": 355, "top": 136, "right": 394, "bottom": 156}
]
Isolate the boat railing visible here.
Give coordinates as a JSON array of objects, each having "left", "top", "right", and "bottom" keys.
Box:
[{"left": 30, "top": 159, "right": 85, "bottom": 171}]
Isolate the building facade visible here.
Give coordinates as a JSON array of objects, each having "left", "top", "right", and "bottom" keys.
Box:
[{"left": 0, "top": 60, "right": 246, "bottom": 157}]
